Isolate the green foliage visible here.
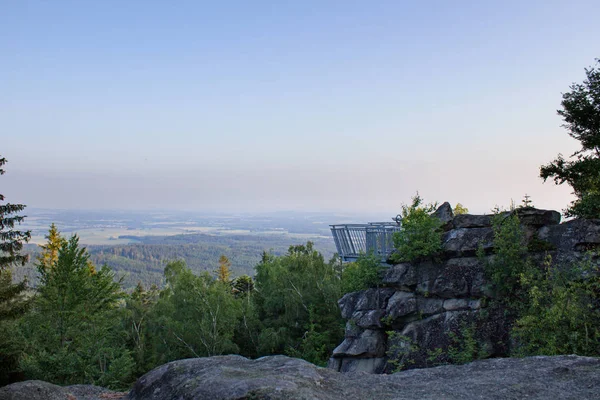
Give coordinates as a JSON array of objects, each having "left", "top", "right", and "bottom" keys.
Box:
[
  {"left": 0, "top": 156, "right": 31, "bottom": 270},
  {"left": 253, "top": 242, "right": 343, "bottom": 365},
  {"left": 20, "top": 235, "right": 132, "bottom": 389},
  {"left": 485, "top": 204, "right": 600, "bottom": 359},
  {"left": 392, "top": 194, "right": 442, "bottom": 263},
  {"left": 0, "top": 269, "right": 30, "bottom": 386},
  {"left": 386, "top": 332, "right": 418, "bottom": 372},
  {"left": 425, "top": 347, "right": 445, "bottom": 367},
  {"left": 527, "top": 234, "right": 556, "bottom": 252},
  {"left": 153, "top": 260, "right": 242, "bottom": 360},
  {"left": 447, "top": 322, "right": 489, "bottom": 364},
  {"left": 520, "top": 194, "right": 534, "bottom": 208},
  {"left": 484, "top": 210, "right": 531, "bottom": 311},
  {"left": 123, "top": 282, "right": 160, "bottom": 377},
  {"left": 512, "top": 254, "right": 600, "bottom": 357},
  {"left": 341, "top": 253, "right": 382, "bottom": 293},
  {"left": 232, "top": 274, "right": 255, "bottom": 298},
  {"left": 453, "top": 203, "right": 469, "bottom": 215},
  {"left": 233, "top": 293, "right": 262, "bottom": 358},
  {"left": 540, "top": 58, "right": 600, "bottom": 218}
]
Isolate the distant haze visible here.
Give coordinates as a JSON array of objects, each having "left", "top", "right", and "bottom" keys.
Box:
[{"left": 3, "top": 1, "right": 596, "bottom": 215}]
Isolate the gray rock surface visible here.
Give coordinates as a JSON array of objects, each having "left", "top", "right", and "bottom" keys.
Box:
[
  {"left": 452, "top": 213, "right": 493, "bottom": 228},
  {"left": 538, "top": 218, "right": 600, "bottom": 251},
  {"left": 516, "top": 207, "right": 561, "bottom": 226},
  {"left": 432, "top": 202, "right": 454, "bottom": 228},
  {"left": 333, "top": 208, "right": 592, "bottom": 373},
  {"left": 332, "top": 329, "right": 386, "bottom": 358},
  {"left": 124, "top": 354, "right": 600, "bottom": 400},
  {"left": 441, "top": 226, "right": 494, "bottom": 257},
  {"left": 0, "top": 380, "right": 125, "bottom": 400}
]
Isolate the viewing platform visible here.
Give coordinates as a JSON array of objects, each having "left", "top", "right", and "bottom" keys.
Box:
[{"left": 330, "top": 221, "right": 402, "bottom": 263}]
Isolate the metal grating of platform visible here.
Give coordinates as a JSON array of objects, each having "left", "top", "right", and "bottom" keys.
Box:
[{"left": 330, "top": 222, "right": 401, "bottom": 263}]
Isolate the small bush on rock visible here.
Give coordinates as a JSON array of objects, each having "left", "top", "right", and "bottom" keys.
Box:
[
  {"left": 386, "top": 332, "right": 418, "bottom": 372},
  {"left": 484, "top": 209, "right": 532, "bottom": 312},
  {"left": 391, "top": 195, "right": 442, "bottom": 263},
  {"left": 341, "top": 253, "right": 382, "bottom": 293}
]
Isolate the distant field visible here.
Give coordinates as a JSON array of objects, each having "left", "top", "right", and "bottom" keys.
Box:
[
  {"left": 15, "top": 208, "right": 388, "bottom": 289},
  {"left": 17, "top": 233, "right": 337, "bottom": 289}
]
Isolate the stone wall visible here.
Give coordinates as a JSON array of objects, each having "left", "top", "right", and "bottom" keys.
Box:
[{"left": 328, "top": 205, "right": 600, "bottom": 374}]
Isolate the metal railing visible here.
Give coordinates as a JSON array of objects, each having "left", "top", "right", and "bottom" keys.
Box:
[{"left": 330, "top": 222, "right": 402, "bottom": 263}]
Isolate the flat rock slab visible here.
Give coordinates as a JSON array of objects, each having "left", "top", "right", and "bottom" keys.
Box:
[
  {"left": 2, "top": 355, "right": 598, "bottom": 400},
  {"left": 127, "top": 354, "right": 600, "bottom": 400},
  {"left": 0, "top": 380, "right": 126, "bottom": 400}
]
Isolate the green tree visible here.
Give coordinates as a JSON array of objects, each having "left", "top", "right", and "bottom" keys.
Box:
[
  {"left": 253, "top": 242, "right": 343, "bottom": 365},
  {"left": 153, "top": 260, "right": 241, "bottom": 361},
  {"left": 0, "top": 269, "right": 30, "bottom": 386},
  {"left": 124, "top": 282, "right": 160, "bottom": 377},
  {"left": 392, "top": 194, "right": 442, "bottom": 263},
  {"left": 232, "top": 274, "right": 254, "bottom": 298},
  {"left": 20, "top": 235, "right": 132, "bottom": 389},
  {"left": 540, "top": 58, "right": 600, "bottom": 218},
  {"left": 453, "top": 203, "right": 469, "bottom": 215},
  {"left": 512, "top": 254, "right": 600, "bottom": 357},
  {"left": 482, "top": 209, "right": 531, "bottom": 312},
  {"left": 0, "top": 156, "right": 31, "bottom": 270},
  {"left": 341, "top": 253, "right": 382, "bottom": 294},
  {"left": 0, "top": 156, "right": 31, "bottom": 385},
  {"left": 232, "top": 276, "right": 262, "bottom": 358}
]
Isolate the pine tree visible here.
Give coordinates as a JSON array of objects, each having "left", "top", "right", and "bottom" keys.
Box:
[
  {"left": 232, "top": 275, "right": 254, "bottom": 298},
  {"left": 0, "top": 156, "right": 31, "bottom": 385},
  {"left": 217, "top": 255, "right": 231, "bottom": 283},
  {"left": 21, "top": 235, "right": 133, "bottom": 388},
  {"left": 0, "top": 156, "right": 31, "bottom": 270},
  {"left": 36, "top": 223, "right": 66, "bottom": 270}
]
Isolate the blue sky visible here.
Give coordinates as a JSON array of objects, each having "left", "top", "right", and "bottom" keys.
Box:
[{"left": 2, "top": 1, "right": 599, "bottom": 214}]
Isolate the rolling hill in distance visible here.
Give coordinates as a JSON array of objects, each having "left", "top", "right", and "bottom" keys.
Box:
[{"left": 16, "top": 208, "right": 393, "bottom": 289}]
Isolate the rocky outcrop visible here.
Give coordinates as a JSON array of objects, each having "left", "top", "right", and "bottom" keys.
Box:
[
  {"left": 129, "top": 355, "right": 600, "bottom": 399},
  {"left": 3, "top": 355, "right": 599, "bottom": 400},
  {"left": 0, "top": 380, "right": 125, "bottom": 400},
  {"left": 431, "top": 201, "right": 453, "bottom": 228},
  {"left": 330, "top": 206, "right": 600, "bottom": 373}
]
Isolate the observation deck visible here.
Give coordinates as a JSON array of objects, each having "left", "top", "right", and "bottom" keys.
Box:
[{"left": 330, "top": 221, "right": 402, "bottom": 263}]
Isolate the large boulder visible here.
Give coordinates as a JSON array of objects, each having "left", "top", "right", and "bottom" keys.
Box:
[
  {"left": 432, "top": 202, "right": 454, "bottom": 228},
  {"left": 441, "top": 227, "right": 494, "bottom": 257},
  {"left": 516, "top": 207, "right": 561, "bottom": 227},
  {"left": 452, "top": 214, "right": 493, "bottom": 229},
  {"left": 332, "top": 329, "right": 386, "bottom": 358},
  {"left": 538, "top": 218, "right": 600, "bottom": 252},
  {"left": 124, "top": 354, "right": 600, "bottom": 400},
  {"left": 337, "top": 288, "right": 396, "bottom": 319},
  {"left": 383, "top": 258, "right": 489, "bottom": 298},
  {"left": 382, "top": 262, "right": 417, "bottom": 287}
]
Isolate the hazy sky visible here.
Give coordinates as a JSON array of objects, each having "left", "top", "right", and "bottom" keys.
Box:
[{"left": 2, "top": 1, "right": 599, "bottom": 215}]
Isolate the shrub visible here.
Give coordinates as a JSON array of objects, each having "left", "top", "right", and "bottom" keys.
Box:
[
  {"left": 391, "top": 194, "right": 442, "bottom": 263},
  {"left": 341, "top": 253, "right": 382, "bottom": 293},
  {"left": 447, "top": 321, "right": 490, "bottom": 364},
  {"left": 386, "top": 332, "right": 418, "bottom": 372},
  {"left": 512, "top": 253, "right": 600, "bottom": 357},
  {"left": 484, "top": 205, "right": 600, "bottom": 358},
  {"left": 483, "top": 209, "right": 532, "bottom": 311}
]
